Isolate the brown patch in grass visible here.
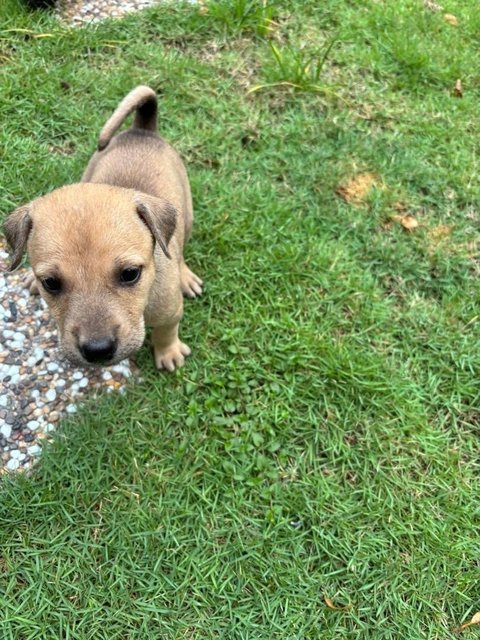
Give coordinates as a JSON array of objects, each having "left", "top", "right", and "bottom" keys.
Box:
[
  {"left": 429, "top": 224, "right": 452, "bottom": 240},
  {"left": 336, "top": 172, "right": 378, "bottom": 204}
]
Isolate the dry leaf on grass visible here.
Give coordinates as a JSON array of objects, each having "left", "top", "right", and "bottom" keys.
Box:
[
  {"left": 336, "top": 173, "right": 378, "bottom": 204},
  {"left": 399, "top": 215, "right": 419, "bottom": 230},
  {"left": 391, "top": 203, "right": 419, "bottom": 230},
  {"left": 453, "top": 79, "right": 463, "bottom": 98},
  {"left": 454, "top": 611, "right": 480, "bottom": 632},
  {"left": 444, "top": 13, "right": 459, "bottom": 26},
  {"left": 324, "top": 595, "right": 352, "bottom": 611},
  {"left": 393, "top": 214, "right": 419, "bottom": 231}
]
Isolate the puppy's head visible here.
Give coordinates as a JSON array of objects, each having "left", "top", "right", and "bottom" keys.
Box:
[{"left": 3, "top": 183, "right": 176, "bottom": 366}]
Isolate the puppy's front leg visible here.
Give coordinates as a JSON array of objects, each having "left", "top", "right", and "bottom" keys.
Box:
[
  {"left": 152, "top": 320, "right": 191, "bottom": 372},
  {"left": 180, "top": 261, "right": 203, "bottom": 299}
]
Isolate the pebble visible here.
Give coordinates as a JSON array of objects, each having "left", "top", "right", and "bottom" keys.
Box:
[
  {"left": 0, "top": 425, "right": 12, "bottom": 439},
  {"left": 6, "top": 458, "right": 19, "bottom": 471},
  {"left": 27, "top": 445, "right": 41, "bottom": 456}
]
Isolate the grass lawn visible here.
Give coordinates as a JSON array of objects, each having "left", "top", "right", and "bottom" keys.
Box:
[{"left": 1, "top": 0, "right": 479, "bottom": 637}]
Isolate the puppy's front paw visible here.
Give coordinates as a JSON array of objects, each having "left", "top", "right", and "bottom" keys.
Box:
[
  {"left": 155, "top": 340, "right": 191, "bottom": 372},
  {"left": 24, "top": 269, "right": 39, "bottom": 295},
  {"left": 181, "top": 263, "right": 203, "bottom": 299}
]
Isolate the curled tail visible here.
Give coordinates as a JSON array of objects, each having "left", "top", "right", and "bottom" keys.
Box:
[{"left": 97, "top": 85, "right": 158, "bottom": 151}]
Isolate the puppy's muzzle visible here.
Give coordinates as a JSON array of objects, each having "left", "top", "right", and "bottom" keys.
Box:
[{"left": 79, "top": 337, "right": 117, "bottom": 364}]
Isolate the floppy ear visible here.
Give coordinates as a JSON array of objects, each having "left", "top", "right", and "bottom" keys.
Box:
[
  {"left": 135, "top": 195, "right": 177, "bottom": 259},
  {"left": 3, "top": 204, "right": 32, "bottom": 271}
]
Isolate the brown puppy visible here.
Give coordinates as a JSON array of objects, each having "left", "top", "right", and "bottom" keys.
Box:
[{"left": 3, "top": 86, "right": 202, "bottom": 371}]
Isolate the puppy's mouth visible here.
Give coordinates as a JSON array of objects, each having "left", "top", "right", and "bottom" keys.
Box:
[
  {"left": 60, "top": 350, "right": 127, "bottom": 369},
  {"left": 59, "top": 339, "right": 142, "bottom": 369},
  {"left": 58, "top": 322, "right": 145, "bottom": 369}
]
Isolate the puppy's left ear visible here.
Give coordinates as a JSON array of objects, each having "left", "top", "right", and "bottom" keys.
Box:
[
  {"left": 135, "top": 195, "right": 177, "bottom": 259},
  {"left": 3, "top": 204, "right": 32, "bottom": 271}
]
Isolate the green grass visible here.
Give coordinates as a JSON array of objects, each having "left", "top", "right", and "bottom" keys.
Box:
[{"left": 1, "top": 0, "right": 479, "bottom": 637}]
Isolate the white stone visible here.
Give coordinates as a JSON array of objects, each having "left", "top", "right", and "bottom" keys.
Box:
[
  {"left": 79, "top": 377, "right": 89, "bottom": 388},
  {"left": 27, "top": 445, "right": 41, "bottom": 456},
  {"left": 47, "top": 362, "right": 59, "bottom": 373},
  {"left": 6, "top": 458, "right": 19, "bottom": 471},
  {"left": 0, "top": 424, "right": 12, "bottom": 438},
  {"left": 46, "top": 389, "right": 56, "bottom": 402},
  {"left": 27, "top": 420, "right": 40, "bottom": 430},
  {"left": 5, "top": 365, "right": 19, "bottom": 376},
  {"left": 66, "top": 404, "right": 77, "bottom": 414},
  {"left": 112, "top": 363, "right": 131, "bottom": 377}
]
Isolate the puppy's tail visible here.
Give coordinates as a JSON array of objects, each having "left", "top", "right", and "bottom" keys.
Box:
[{"left": 97, "top": 85, "right": 158, "bottom": 151}]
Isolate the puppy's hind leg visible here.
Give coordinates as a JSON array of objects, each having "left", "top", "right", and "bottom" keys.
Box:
[{"left": 180, "top": 261, "right": 203, "bottom": 299}]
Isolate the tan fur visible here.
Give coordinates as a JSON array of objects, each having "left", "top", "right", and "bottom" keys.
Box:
[{"left": 3, "top": 86, "right": 202, "bottom": 370}]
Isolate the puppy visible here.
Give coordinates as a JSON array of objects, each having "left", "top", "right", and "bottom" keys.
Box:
[{"left": 3, "top": 86, "right": 202, "bottom": 371}]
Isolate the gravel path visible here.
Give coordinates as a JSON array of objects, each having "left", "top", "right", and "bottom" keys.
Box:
[
  {"left": 0, "top": 241, "right": 135, "bottom": 474},
  {"left": 56, "top": 0, "right": 164, "bottom": 24}
]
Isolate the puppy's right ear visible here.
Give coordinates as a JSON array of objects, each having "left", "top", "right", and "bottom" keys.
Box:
[{"left": 3, "top": 205, "right": 32, "bottom": 271}]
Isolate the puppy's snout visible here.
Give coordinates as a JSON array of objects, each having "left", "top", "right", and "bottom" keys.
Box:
[{"left": 79, "top": 337, "right": 117, "bottom": 364}]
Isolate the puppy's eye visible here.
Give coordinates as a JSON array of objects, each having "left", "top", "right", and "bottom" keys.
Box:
[
  {"left": 119, "top": 266, "right": 142, "bottom": 285},
  {"left": 41, "top": 276, "right": 62, "bottom": 294}
]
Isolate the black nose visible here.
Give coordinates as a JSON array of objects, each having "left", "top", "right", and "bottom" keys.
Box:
[{"left": 79, "top": 338, "right": 117, "bottom": 364}]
